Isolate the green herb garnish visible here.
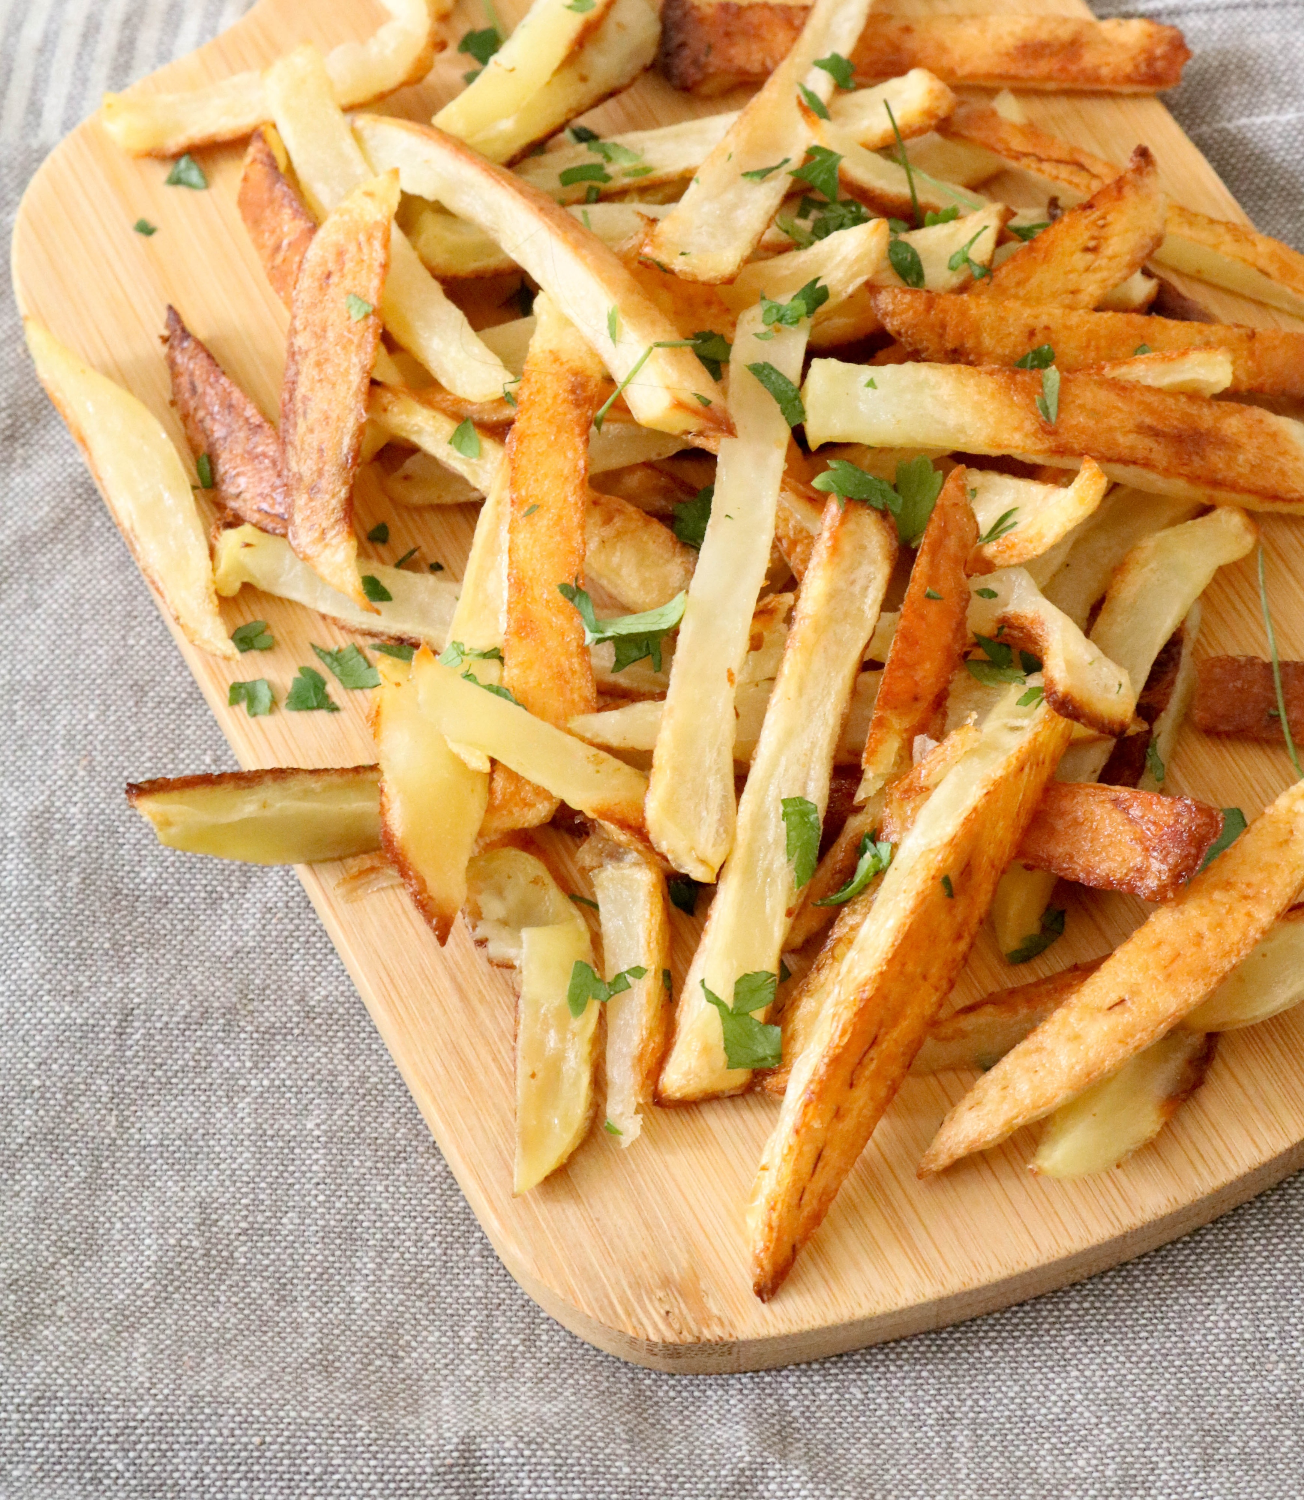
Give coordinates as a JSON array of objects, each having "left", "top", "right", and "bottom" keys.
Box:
[
  {"left": 285, "top": 667, "right": 339, "bottom": 712},
  {"left": 1258, "top": 545, "right": 1304, "bottom": 778},
  {"left": 345, "top": 294, "right": 374, "bottom": 321},
  {"left": 668, "top": 876, "right": 699, "bottom": 915},
  {"left": 796, "top": 83, "right": 830, "bottom": 120},
  {"left": 975, "top": 508, "right": 1019, "bottom": 546},
  {"left": 788, "top": 145, "right": 842, "bottom": 202},
  {"left": 558, "top": 582, "right": 686, "bottom": 671},
  {"left": 1036, "top": 366, "right": 1061, "bottom": 425},
  {"left": 746, "top": 361, "right": 805, "bottom": 427},
  {"left": 361, "top": 575, "right": 392, "bottom": 603},
  {"left": 815, "top": 832, "right": 892, "bottom": 906},
  {"left": 228, "top": 678, "right": 274, "bottom": 716},
  {"left": 1006, "top": 907, "right": 1066, "bottom": 964},
  {"left": 367, "top": 522, "right": 390, "bottom": 543},
  {"left": 166, "top": 154, "right": 207, "bottom": 190},
  {"left": 702, "top": 974, "right": 782, "bottom": 1070},
  {"left": 781, "top": 796, "right": 821, "bottom": 889},
  {"left": 742, "top": 159, "right": 790, "bottom": 182},
  {"left": 133, "top": 218, "right": 157, "bottom": 236},
  {"left": 567, "top": 961, "right": 648, "bottom": 1017},
  {"left": 231, "top": 620, "right": 273, "bottom": 653},
  {"left": 813, "top": 52, "right": 855, "bottom": 89},
  {"left": 1015, "top": 344, "right": 1055, "bottom": 370},
  {"left": 1200, "top": 808, "right": 1248, "bottom": 870},
  {"left": 673, "top": 484, "right": 713, "bottom": 550},
  {"left": 311, "top": 643, "right": 380, "bottom": 690}
]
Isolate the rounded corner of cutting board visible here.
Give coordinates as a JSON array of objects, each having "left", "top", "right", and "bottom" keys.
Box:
[{"left": 18, "top": 0, "right": 1304, "bottom": 1377}]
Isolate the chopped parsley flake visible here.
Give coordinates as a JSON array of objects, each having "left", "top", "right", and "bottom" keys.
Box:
[
  {"left": 558, "top": 582, "right": 686, "bottom": 672},
  {"left": 1006, "top": 907, "right": 1066, "bottom": 964},
  {"left": 360, "top": 575, "right": 392, "bottom": 603},
  {"left": 781, "top": 796, "right": 821, "bottom": 889},
  {"left": 165, "top": 154, "right": 207, "bottom": 190},
  {"left": 228, "top": 678, "right": 274, "bottom": 716},
  {"left": 285, "top": 666, "right": 339, "bottom": 713},
  {"left": 231, "top": 619, "right": 273, "bottom": 653},
  {"left": 311, "top": 643, "right": 380, "bottom": 690},
  {"left": 702, "top": 974, "right": 782, "bottom": 1070},
  {"left": 345, "top": 294, "right": 374, "bottom": 321}
]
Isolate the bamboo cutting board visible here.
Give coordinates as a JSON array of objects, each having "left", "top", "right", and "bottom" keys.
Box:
[{"left": 14, "top": 0, "right": 1304, "bottom": 1374}]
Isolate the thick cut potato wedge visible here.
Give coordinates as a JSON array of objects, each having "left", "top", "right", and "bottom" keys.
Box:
[
  {"left": 213, "top": 523, "right": 459, "bottom": 647},
  {"left": 658, "top": 498, "right": 896, "bottom": 1103},
  {"left": 591, "top": 853, "right": 673, "bottom": 1143},
  {"left": 266, "top": 46, "right": 511, "bottom": 402},
  {"left": 803, "top": 360, "right": 1304, "bottom": 513},
  {"left": 100, "top": 0, "right": 442, "bottom": 156},
  {"left": 126, "top": 767, "right": 381, "bottom": 863},
  {"left": 1187, "top": 907, "right": 1304, "bottom": 1030},
  {"left": 464, "top": 846, "right": 577, "bottom": 966},
  {"left": 373, "top": 655, "right": 489, "bottom": 943},
  {"left": 282, "top": 171, "right": 398, "bottom": 605},
  {"left": 749, "top": 689, "right": 1076, "bottom": 1298},
  {"left": 352, "top": 115, "right": 723, "bottom": 432},
  {"left": 516, "top": 921, "right": 601, "bottom": 1193},
  {"left": 644, "top": 0, "right": 875, "bottom": 283},
  {"left": 657, "top": 3, "right": 1189, "bottom": 96},
  {"left": 1032, "top": 1029, "right": 1217, "bottom": 1177},
  {"left": 921, "top": 777, "right": 1304, "bottom": 1175},
  {"left": 976, "top": 147, "right": 1165, "bottom": 309},
  {"left": 944, "top": 106, "right": 1304, "bottom": 318},
  {"left": 25, "top": 319, "right": 235, "bottom": 661},
  {"left": 789, "top": 469, "right": 973, "bottom": 941},
  {"left": 645, "top": 310, "right": 800, "bottom": 881},
  {"left": 872, "top": 288, "right": 1304, "bottom": 398},
  {"left": 163, "top": 306, "right": 288, "bottom": 536},
  {"left": 238, "top": 127, "right": 318, "bottom": 309},
  {"left": 1193, "top": 656, "right": 1304, "bottom": 743}
]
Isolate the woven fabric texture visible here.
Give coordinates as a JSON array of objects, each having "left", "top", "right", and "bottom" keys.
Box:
[{"left": 3, "top": 1, "right": 1304, "bottom": 1495}]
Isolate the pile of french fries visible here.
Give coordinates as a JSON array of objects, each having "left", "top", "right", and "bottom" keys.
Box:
[{"left": 29, "top": 0, "right": 1304, "bottom": 1299}]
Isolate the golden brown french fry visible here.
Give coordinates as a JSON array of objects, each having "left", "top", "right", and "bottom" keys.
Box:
[
  {"left": 943, "top": 105, "right": 1304, "bottom": 318},
  {"left": 1193, "top": 656, "right": 1304, "bottom": 743},
  {"left": 803, "top": 360, "right": 1304, "bottom": 513},
  {"left": 163, "top": 307, "right": 288, "bottom": 536},
  {"left": 1031, "top": 1029, "right": 1217, "bottom": 1177},
  {"left": 749, "top": 688, "right": 1076, "bottom": 1299},
  {"left": 238, "top": 127, "right": 317, "bottom": 308},
  {"left": 658, "top": 497, "right": 896, "bottom": 1103},
  {"left": 282, "top": 171, "right": 397, "bottom": 605},
  {"left": 644, "top": 0, "right": 875, "bottom": 283},
  {"left": 126, "top": 767, "right": 382, "bottom": 863},
  {"left": 352, "top": 114, "right": 724, "bottom": 433},
  {"left": 100, "top": 0, "right": 442, "bottom": 156},
  {"left": 921, "top": 777, "right": 1304, "bottom": 1175},
  {"left": 657, "top": 2, "right": 1189, "bottom": 96},
  {"left": 583, "top": 490, "right": 696, "bottom": 612},
  {"left": 978, "top": 147, "right": 1165, "bottom": 309},
  {"left": 872, "top": 288, "right": 1304, "bottom": 398},
  {"left": 372, "top": 655, "right": 489, "bottom": 943},
  {"left": 25, "top": 319, "right": 235, "bottom": 661},
  {"left": 969, "top": 461, "right": 1109, "bottom": 576},
  {"left": 590, "top": 852, "right": 673, "bottom": 1143},
  {"left": 789, "top": 467, "right": 974, "bottom": 942}
]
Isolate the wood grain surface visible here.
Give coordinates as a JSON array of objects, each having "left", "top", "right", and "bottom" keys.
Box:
[{"left": 13, "top": 0, "right": 1304, "bottom": 1373}]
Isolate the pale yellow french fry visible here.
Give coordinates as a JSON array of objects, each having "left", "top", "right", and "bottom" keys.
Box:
[
  {"left": 724, "top": 218, "right": 890, "bottom": 313},
  {"left": 264, "top": 46, "right": 510, "bottom": 402},
  {"left": 464, "top": 846, "right": 579, "bottom": 966},
  {"left": 1095, "top": 348, "right": 1233, "bottom": 396},
  {"left": 592, "top": 856, "right": 673, "bottom": 1144},
  {"left": 827, "top": 71, "right": 957, "bottom": 146},
  {"left": 352, "top": 114, "right": 724, "bottom": 432},
  {"left": 518, "top": 112, "right": 736, "bottom": 203},
  {"left": 1137, "top": 602, "right": 1201, "bottom": 794},
  {"left": 213, "top": 524, "right": 458, "bottom": 647},
  {"left": 645, "top": 307, "right": 800, "bottom": 880},
  {"left": 25, "top": 320, "right": 235, "bottom": 660},
  {"left": 100, "top": 0, "right": 441, "bottom": 156},
  {"left": 644, "top": 0, "right": 876, "bottom": 283},
  {"left": 373, "top": 655, "right": 488, "bottom": 943},
  {"left": 658, "top": 498, "right": 896, "bottom": 1102},
  {"left": 970, "top": 460, "right": 1110, "bottom": 575},
  {"left": 368, "top": 388, "right": 506, "bottom": 493},
  {"left": 1186, "top": 907, "right": 1304, "bottom": 1030},
  {"left": 821, "top": 125, "right": 989, "bottom": 218}
]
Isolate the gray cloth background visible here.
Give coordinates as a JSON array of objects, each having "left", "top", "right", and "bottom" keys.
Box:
[{"left": 3, "top": 0, "right": 1304, "bottom": 1493}]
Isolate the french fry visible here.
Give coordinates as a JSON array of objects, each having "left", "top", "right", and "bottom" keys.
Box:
[
  {"left": 1031, "top": 1029, "right": 1217, "bottom": 1177},
  {"left": 373, "top": 655, "right": 489, "bottom": 943},
  {"left": 213, "top": 523, "right": 459, "bottom": 647},
  {"left": 367, "top": 387, "right": 506, "bottom": 496},
  {"left": 724, "top": 218, "right": 889, "bottom": 313},
  {"left": 282, "top": 170, "right": 397, "bottom": 605},
  {"left": 25, "top": 319, "right": 235, "bottom": 661},
  {"left": 944, "top": 106, "right": 1304, "bottom": 318},
  {"left": 432, "top": 0, "right": 620, "bottom": 152},
  {"left": 1135, "top": 603, "right": 1201, "bottom": 793},
  {"left": 871, "top": 288, "right": 1304, "bottom": 399},
  {"left": 238, "top": 127, "right": 317, "bottom": 308},
  {"left": 504, "top": 295, "right": 606, "bottom": 728},
  {"left": 415, "top": 657, "right": 649, "bottom": 840},
  {"left": 977, "top": 147, "right": 1165, "bottom": 310},
  {"left": 464, "top": 845, "right": 579, "bottom": 965},
  {"left": 806, "top": 205, "right": 1008, "bottom": 349},
  {"left": 658, "top": 497, "right": 896, "bottom": 1102},
  {"left": 516, "top": 920, "right": 601, "bottom": 1192},
  {"left": 163, "top": 307, "right": 289, "bottom": 536},
  {"left": 1094, "top": 348, "right": 1233, "bottom": 396},
  {"left": 463, "top": 0, "right": 660, "bottom": 166},
  {"left": 901, "top": 133, "right": 1005, "bottom": 189},
  {"left": 789, "top": 469, "right": 974, "bottom": 941},
  {"left": 583, "top": 490, "right": 696, "bottom": 612},
  {"left": 265, "top": 46, "right": 511, "bottom": 403},
  {"left": 1193, "top": 655, "right": 1304, "bottom": 743},
  {"left": 519, "top": 112, "right": 737, "bottom": 204},
  {"left": 920, "top": 777, "right": 1304, "bottom": 1176},
  {"left": 802, "top": 360, "right": 1304, "bottom": 514},
  {"left": 126, "top": 767, "right": 382, "bottom": 863},
  {"left": 749, "top": 688, "right": 1076, "bottom": 1298},
  {"left": 827, "top": 71, "right": 957, "bottom": 147},
  {"left": 910, "top": 961, "right": 1104, "bottom": 1076},
  {"left": 1186, "top": 907, "right": 1304, "bottom": 1030},
  {"left": 644, "top": 0, "right": 876, "bottom": 283},
  {"left": 645, "top": 308, "right": 800, "bottom": 880},
  {"left": 812, "top": 125, "right": 990, "bottom": 221},
  {"left": 100, "top": 0, "right": 442, "bottom": 156},
  {"left": 591, "top": 852, "right": 673, "bottom": 1143},
  {"left": 969, "top": 461, "right": 1109, "bottom": 576},
  {"left": 657, "top": 3, "right": 1189, "bottom": 96},
  {"left": 352, "top": 115, "right": 724, "bottom": 432}
]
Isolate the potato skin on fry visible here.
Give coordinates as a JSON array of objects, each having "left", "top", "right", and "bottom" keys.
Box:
[
  {"left": 657, "top": 4, "right": 1189, "bottom": 96},
  {"left": 238, "top": 127, "right": 317, "bottom": 309},
  {"left": 164, "top": 306, "right": 289, "bottom": 535},
  {"left": 283, "top": 171, "right": 398, "bottom": 606},
  {"left": 1193, "top": 656, "right": 1304, "bottom": 743}
]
